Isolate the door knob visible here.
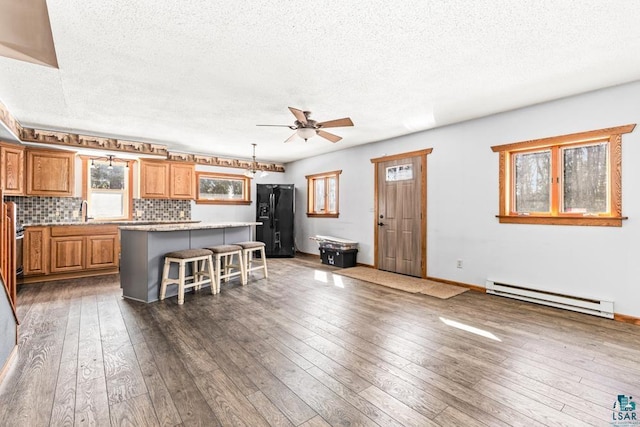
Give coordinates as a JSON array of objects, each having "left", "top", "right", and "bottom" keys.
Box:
[{"left": 378, "top": 222, "right": 385, "bottom": 226}]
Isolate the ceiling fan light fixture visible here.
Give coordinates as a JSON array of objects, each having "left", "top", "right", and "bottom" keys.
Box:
[
  {"left": 297, "top": 127, "right": 316, "bottom": 141},
  {"left": 257, "top": 107, "right": 353, "bottom": 144}
]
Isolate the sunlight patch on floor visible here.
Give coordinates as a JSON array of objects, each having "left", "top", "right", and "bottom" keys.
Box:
[
  {"left": 313, "top": 270, "right": 345, "bottom": 288},
  {"left": 314, "top": 270, "right": 328, "bottom": 283},
  {"left": 332, "top": 274, "right": 345, "bottom": 288},
  {"left": 439, "top": 317, "right": 502, "bottom": 342}
]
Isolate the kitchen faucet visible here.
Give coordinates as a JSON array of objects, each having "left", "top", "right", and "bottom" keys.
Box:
[{"left": 80, "top": 200, "right": 92, "bottom": 222}]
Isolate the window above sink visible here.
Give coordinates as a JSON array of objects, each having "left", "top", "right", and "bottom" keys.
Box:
[{"left": 82, "top": 157, "right": 133, "bottom": 221}]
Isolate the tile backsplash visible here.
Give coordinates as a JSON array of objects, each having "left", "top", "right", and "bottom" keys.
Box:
[
  {"left": 133, "top": 199, "right": 191, "bottom": 222},
  {"left": 4, "top": 196, "right": 191, "bottom": 226}
]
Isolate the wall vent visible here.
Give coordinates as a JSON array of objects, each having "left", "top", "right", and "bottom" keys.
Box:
[{"left": 485, "top": 280, "right": 614, "bottom": 319}]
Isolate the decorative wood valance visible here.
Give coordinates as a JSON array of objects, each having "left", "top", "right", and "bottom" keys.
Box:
[
  {"left": 0, "top": 99, "right": 285, "bottom": 172},
  {"left": 19, "top": 127, "right": 170, "bottom": 156},
  {"left": 168, "top": 152, "right": 285, "bottom": 173}
]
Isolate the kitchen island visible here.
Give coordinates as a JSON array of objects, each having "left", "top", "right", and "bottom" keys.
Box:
[{"left": 119, "top": 222, "right": 259, "bottom": 303}]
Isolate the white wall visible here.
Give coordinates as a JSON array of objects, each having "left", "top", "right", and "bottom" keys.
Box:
[{"left": 284, "top": 80, "right": 640, "bottom": 318}]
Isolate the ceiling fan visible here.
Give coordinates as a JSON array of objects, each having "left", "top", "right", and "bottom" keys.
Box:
[{"left": 257, "top": 107, "right": 354, "bottom": 143}]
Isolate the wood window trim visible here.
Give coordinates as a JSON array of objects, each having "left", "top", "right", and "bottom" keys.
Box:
[
  {"left": 491, "top": 124, "right": 635, "bottom": 227},
  {"left": 81, "top": 156, "right": 134, "bottom": 220},
  {"left": 305, "top": 170, "right": 342, "bottom": 218},
  {"left": 195, "top": 171, "right": 251, "bottom": 205}
]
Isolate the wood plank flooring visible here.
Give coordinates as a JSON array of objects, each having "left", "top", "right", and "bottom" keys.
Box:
[{"left": 1, "top": 256, "right": 639, "bottom": 426}]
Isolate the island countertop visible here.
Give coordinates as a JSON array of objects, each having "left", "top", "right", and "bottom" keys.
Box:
[{"left": 118, "top": 221, "right": 261, "bottom": 232}]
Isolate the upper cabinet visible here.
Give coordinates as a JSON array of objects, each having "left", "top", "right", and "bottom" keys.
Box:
[
  {"left": 26, "top": 148, "right": 75, "bottom": 197},
  {"left": 140, "top": 160, "right": 195, "bottom": 199},
  {"left": 169, "top": 163, "right": 195, "bottom": 199},
  {"left": 0, "top": 143, "right": 25, "bottom": 195},
  {"left": 140, "top": 160, "right": 169, "bottom": 198}
]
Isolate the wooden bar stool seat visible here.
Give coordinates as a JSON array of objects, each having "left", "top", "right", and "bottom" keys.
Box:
[
  {"left": 160, "top": 248, "right": 215, "bottom": 305},
  {"left": 205, "top": 244, "right": 246, "bottom": 292},
  {"left": 235, "top": 241, "right": 268, "bottom": 282}
]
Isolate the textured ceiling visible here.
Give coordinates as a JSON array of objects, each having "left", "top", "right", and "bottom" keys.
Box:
[{"left": 0, "top": 1, "right": 639, "bottom": 163}]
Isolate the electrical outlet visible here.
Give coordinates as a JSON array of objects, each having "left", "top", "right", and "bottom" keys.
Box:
[
  {"left": 456, "top": 259, "right": 463, "bottom": 269},
  {"left": 179, "top": 211, "right": 185, "bottom": 218}
]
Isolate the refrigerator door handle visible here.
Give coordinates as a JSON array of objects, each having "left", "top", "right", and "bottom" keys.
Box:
[{"left": 269, "top": 193, "right": 275, "bottom": 228}]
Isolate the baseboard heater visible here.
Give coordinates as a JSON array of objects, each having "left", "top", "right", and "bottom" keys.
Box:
[{"left": 485, "top": 280, "right": 614, "bottom": 319}]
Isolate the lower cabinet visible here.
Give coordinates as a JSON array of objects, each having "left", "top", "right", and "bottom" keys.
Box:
[
  {"left": 50, "top": 236, "right": 85, "bottom": 273},
  {"left": 24, "top": 226, "right": 49, "bottom": 275},
  {"left": 86, "top": 235, "right": 118, "bottom": 269},
  {"left": 24, "top": 225, "right": 119, "bottom": 280}
]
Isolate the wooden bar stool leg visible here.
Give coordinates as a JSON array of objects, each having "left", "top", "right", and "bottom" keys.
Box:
[
  {"left": 206, "top": 255, "right": 216, "bottom": 294},
  {"left": 243, "top": 250, "right": 250, "bottom": 283},
  {"left": 177, "top": 260, "right": 186, "bottom": 305},
  {"left": 220, "top": 254, "right": 228, "bottom": 283},
  {"left": 238, "top": 251, "right": 246, "bottom": 285},
  {"left": 193, "top": 260, "right": 200, "bottom": 291},
  {"left": 215, "top": 254, "right": 222, "bottom": 293},
  {"left": 260, "top": 247, "right": 268, "bottom": 278},
  {"left": 160, "top": 258, "right": 171, "bottom": 301}
]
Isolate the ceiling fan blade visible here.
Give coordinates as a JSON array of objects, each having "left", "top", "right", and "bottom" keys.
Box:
[
  {"left": 316, "top": 117, "right": 353, "bottom": 128},
  {"left": 288, "top": 107, "right": 308, "bottom": 125},
  {"left": 256, "top": 124, "right": 294, "bottom": 127},
  {"left": 284, "top": 132, "right": 298, "bottom": 143},
  {"left": 317, "top": 130, "right": 342, "bottom": 143}
]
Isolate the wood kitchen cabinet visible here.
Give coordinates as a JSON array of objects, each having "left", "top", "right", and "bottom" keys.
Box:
[
  {"left": 0, "top": 143, "right": 25, "bottom": 195},
  {"left": 140, "top": 160, "right": 195, "bottom": 199},
  {"left": 23, "top": 224, "right": 119, "bottom": 282},
  {"left": 169, "top": 163, "right": 195, "bottom": 199},
  {"left": 86, "top": 234, "right": 118, "bottom": 269},
  {"left": 50, "top": 236, "right": 84, "bottom": 273},
  {"left": 140, "top": 160, "right": 169, "bottom": 198},
  {"left": 26, "top": 148, "right": 75, "bottom": 196},
  {"left": 23, "top": 226, "right": 49, "bottom": 275}
]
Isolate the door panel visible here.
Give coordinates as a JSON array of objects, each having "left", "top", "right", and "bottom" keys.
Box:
[{"left": 382, "top": 229, "right": 396, "bottom": 271}]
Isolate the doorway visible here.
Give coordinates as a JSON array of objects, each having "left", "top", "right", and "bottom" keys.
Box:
[{"left": 371, "top": 149, "right": 430, "bottom": 278}]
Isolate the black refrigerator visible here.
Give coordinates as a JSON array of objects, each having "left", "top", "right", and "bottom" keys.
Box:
[{"left": 256, "top": 184, "right": 295, "bottom": 257}]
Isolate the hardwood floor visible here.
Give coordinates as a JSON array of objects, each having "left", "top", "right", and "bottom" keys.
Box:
[{"left": 1, "top": 256, "right": 639, "bottom": 426}]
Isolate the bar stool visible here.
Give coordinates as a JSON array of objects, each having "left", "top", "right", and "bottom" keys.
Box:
[
  {"left": 205, "top": 244, "right": 246, "bottom": 292},
  {"left": 160, "top": 248, "right": 215, "bottom": 305},
  {"left": 235, "top": 241, "right": 268, "bottom": 282}
]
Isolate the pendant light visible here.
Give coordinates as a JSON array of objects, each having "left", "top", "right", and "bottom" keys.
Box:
[{"left": 244, "top": 144, "right": 269, "bottom": 178}]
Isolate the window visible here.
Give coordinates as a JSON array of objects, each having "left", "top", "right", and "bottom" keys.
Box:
[
  {"left": 491, "top": 124, "right": 635, "bottom": 226},
  {"left": 306, "top": 170, "right": 341, "bottom": 217},
  {"left": 83, "top": 158, "right": 131, "bottom": 220},
  {"left": 196, "top": 172, "right": 251, "bottom": 205}
]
